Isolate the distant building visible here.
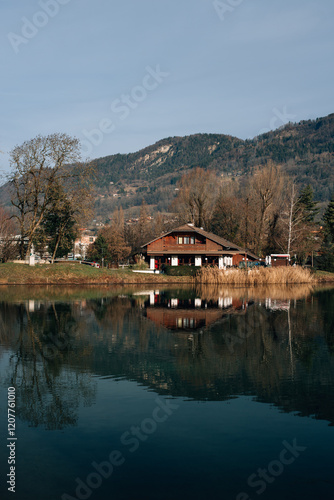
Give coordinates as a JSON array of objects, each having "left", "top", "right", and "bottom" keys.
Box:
[
  {"left": 141, "top": 223, "right": 259, "bottom": 270},
  {"left": 74, "top": 232, "right": 97, "bottom": 259},
  {"left": 266, "top": 254, "right": 290, "bottom": 267}
]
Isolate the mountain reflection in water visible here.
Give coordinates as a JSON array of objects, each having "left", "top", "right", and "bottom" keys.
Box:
[{"left": 1, "top": 284, "right": 334, "bottom": 429}]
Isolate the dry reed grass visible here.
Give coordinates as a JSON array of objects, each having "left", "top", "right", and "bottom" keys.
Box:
[
  {"left": 196, "top": 283, "right": 315, "bottom": 302},
  {"left": 196, "top": 266, "right": 314, "bottom": 285}
]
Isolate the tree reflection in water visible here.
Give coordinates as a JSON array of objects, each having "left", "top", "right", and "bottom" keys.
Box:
[
  {"left": 1, "top": 284, "right": 334, "bottom": 426},
  {"left": 0, "top": 301, "right": 96, "bottom": 430}
]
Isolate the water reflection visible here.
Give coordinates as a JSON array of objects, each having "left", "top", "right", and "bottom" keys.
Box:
[
  {"left": 0, "top": 301, "right": 97, "bottom": 430},
  {"left": 1, "top": 284, "right": 334, "bottom": 427},
  {"left": 139, "top": 288, "right": 250, "bottom": 332}
]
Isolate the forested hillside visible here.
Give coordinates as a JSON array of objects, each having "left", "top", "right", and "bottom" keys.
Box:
[
  {"left": 90, "top": 112, "right": 334, "bottom": 218},
  {"left": 1, "top": 112, "right": 333, "bottom": 219}
]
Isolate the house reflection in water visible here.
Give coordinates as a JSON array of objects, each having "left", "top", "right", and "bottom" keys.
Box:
[
  {"left": 141, "top": 290, "right": 250, "bottom": 332},
  {"left": 265, "top": 298, "right": 291, "bottom": 311}
]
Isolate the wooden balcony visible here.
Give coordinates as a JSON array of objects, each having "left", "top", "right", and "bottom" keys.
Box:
[{"left": 147, "top": 242, "right": 208, "bottom": 252}]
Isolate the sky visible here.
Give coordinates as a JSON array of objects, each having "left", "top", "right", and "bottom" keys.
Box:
[{"left": 1, "top": 0, "right": 333, "bottom": 176}]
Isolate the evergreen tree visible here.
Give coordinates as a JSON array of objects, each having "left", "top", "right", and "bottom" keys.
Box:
[
  {"left": 316, "top": 195, "right": 334, "bottom": 271},
  {"left": 297, "top": 185, "right": 319, "bottom": 223},
  {"left": 323, "top": 194, "right": 334, "bottom": 241},
  {"left": 88, "top": 223, "right": 130, "bottom": 267},
  {"left": 87, "top": 234, "right": 109, "bottom": 265},
  {"left": 42, "top": 183, "right": 77, "bottom": 261},
  {"left": 316, "top": 235, "right": 334, "bottom": 272}
]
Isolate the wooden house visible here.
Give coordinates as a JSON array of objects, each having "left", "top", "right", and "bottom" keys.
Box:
[{"left": 141, "top": 223, "right": 259, "bottom": 270}]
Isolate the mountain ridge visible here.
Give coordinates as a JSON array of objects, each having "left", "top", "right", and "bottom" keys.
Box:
[
  {"left": 91, "top": 112, "right": 334, "bottom": 217},
  {"left": 1, "top": 112, "right": 333, "bottom": 219}
]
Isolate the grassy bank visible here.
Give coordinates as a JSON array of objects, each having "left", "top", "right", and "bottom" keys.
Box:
[
  {"left": 0, "top": 263, "right": 192, "bottom": 285},
  {"left": 313, "top": 270, "right": 334, "bottom": 282},
  {"left": 196, "top": 266, "right": 315, "bottom": 284},
  {"left": 1, "top": 263, "right": 333, "bottom": 285}
]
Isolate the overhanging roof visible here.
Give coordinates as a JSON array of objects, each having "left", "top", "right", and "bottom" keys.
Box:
[{"left": 142, "top": 223, "right": 259, "bottom": 260}]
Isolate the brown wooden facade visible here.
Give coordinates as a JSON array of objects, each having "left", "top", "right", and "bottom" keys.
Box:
[
  {"left": 270, "top": 254, "right": 291, "bottom": 267},
  {"left": 142, "top": 224, "right": 259, "bottom": 270}
]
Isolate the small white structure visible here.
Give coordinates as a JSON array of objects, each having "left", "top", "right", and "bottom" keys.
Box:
[
  {"left": 195, "top": 256, "right": 202, "bottom": 267},
  {"left": 171, "top": 256, "right": 178, "bottom": 266},
  {"left": 29, "top": 244, "right": 35, "bottom": 266}
]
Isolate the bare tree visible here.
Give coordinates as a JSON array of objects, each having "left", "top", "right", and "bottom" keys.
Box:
[
  {"left": 126, "top": 201, "right": 152, "bottom": 254},
  {"left": 0, "top": 207, "right": 17, "bottom": 262},
  {"left": 281, "top": 183, "right": 304, "bottom": 255},
  {"left": 111, "top": 206, "right": 125, "bottom": 236},
  {"left": 101, "top": 218, "right": 131, "bottom": 267},
  {"left": 210, "top": 186, "right": 245, "bottom": 245},
  {"left": 8, "top": 133, "right": 83, "bottom": 259},
  {"left": 279, "top": 183, "right": 320, "bottom": 262},
  {"left": 173, "top": 167, "right": 219, "bottom": 229},
  {"left": 247, "top": 162, "right": 285, "bottom": 255}
]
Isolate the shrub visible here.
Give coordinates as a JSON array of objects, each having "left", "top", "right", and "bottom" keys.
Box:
[
  {"left": 132, "top": 261, "right": 149, "bottom": 270},
  {"left": 162, "top": 265, "right": 201, "bottom": 277}
]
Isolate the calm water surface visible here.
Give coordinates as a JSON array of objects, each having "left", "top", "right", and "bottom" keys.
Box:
[{"left": 0, "top": 284, "right": 334, "bottom": 500}]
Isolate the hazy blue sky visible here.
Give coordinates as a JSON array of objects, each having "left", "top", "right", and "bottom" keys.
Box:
[{"left": 1, "top": 0, "right": 333, "bottom": 173}]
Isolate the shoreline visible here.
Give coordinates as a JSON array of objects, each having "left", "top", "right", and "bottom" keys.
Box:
[{"left": 1, "top": 263, "right": 334, "bottom": 285}]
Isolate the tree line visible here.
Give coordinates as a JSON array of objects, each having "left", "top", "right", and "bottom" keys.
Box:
[
  {"left": 88, "top": 164, "right": 334, "bottom": 269},
  {"left": 1, "top": 134, "right": 334, "bottom": 271},
  {"left": 173, "top": 165, "right": 334, "bottom": 268},
  {"left": 87, "top": 202, "right": 175, "bottom": 267}
]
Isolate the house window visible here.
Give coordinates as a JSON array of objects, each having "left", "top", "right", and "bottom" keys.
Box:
[
  {"left": 178, "top": 235, "right": 195, "bottom": 244},
  {"left": 89, "top": 237, "right": 93, "bottom": 242}
]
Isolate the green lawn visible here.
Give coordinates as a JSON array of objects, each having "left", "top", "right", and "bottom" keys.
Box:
[
  {"left": 314, "top": 270, "right": 334, "bottom": 281},
  {"left": 0, "top": 262, "right": 191, "bottom": 285},
  {"left": 1, "top": 262, "right": 334, "bottom": 286}
]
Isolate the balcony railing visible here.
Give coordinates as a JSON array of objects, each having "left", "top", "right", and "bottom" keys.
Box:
[{"left": 149, "top": 243, "right": 207, "bottom": 252}]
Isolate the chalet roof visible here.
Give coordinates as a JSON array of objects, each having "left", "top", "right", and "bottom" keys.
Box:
[{"left": 142, "top": 223, "right": 259, "bottom": 259}]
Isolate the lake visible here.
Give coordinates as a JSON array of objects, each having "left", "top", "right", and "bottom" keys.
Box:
[{"left": 0, "top": 284, "right": 334, "bottom": 500}]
